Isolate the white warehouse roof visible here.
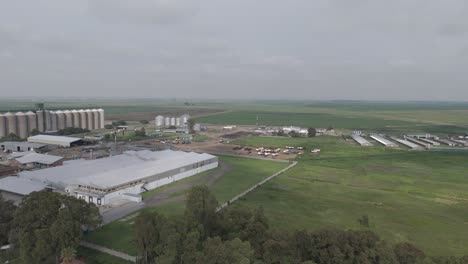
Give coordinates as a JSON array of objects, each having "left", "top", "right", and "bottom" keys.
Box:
[
  {"left": 27, "top": 135, "right": 82, "bottom": 147},
  {"left": 19, "top": 150, "right": 217, "bottom": 190},
  {"left": 0, "top": 176, "right": 49, "bottom": 196},
  {"left": 16, "top": 153, "right": 63, "bottom": 165}
]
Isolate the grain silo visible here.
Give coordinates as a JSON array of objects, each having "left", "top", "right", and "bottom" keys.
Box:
[
  {"left": 180, "top": 114, "right": 190, "bottom": 125},
  {"left": 164, "top": 117, "right": 170, "bottom": 127},
  {"left": 98, "top": 109, "right": 105, "bottom": 129},
  {"left": 155, "top": 115, "right": 164, "bottom": 127},
  {"left": 26, "top": 111, "right": 37, "bottom": 135},
  {"left": 45, "top": 110, "right": 52, "bottom": 131},
  {"left": 0, "top": 114, "right": 6, "bottom": 138},
  {"left": 176, "top": 117, "right": 181, "bottom": 127},
  {"left": 64, "top": 110, "right": 73, "bottom": 128},
  {"left": 79, "top": 110, "right": 87, "bottom": 129},
  {"left": 92, "top": 109, "right": 100, "bottom": 130},
  {"left": 170, "top": 117, "right": 176, "bottom": 126},
  {"left": 71, "top": 110, "right": 80, "bottom": 128},
  {"left": 4, "top": 112, "right": 17, "bottom": 136},
  {"left": 86, "top": 109, "right": 94, "bottom": 130},
  {"left": 36, "top": 110, "right": 45, "bottom": 132},
  {"left": 49, "top": 111, "right": 58, "bottom": 131},
  {"left": 55, "top": 110, "right": 66, "bottom": 130},
  {"left": 16, "top": 112, "right": 28, "bottom": 139}
]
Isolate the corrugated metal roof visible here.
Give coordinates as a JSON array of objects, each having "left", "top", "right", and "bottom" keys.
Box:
[
  {"left": 19, "top": 150, "right": 216, "bottom": 190},
  {"left": 28, "top": 135, "right": 82, "bottom": 143},
  {"left": 16, "top": 153, "right": 63, "bottom": 165},
  {"left": 0, "top": 176, "right": 48, "bottom": 195}
]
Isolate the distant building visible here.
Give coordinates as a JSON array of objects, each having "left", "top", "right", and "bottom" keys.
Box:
[
  {"left": 10, "top": 152, "right": 64, "bottom": 170},
  {"left": 0, "top": 141, "right": 47, "bottom": 153},
  {"left": 27, "top": 135, "right": 84, "bottom": 147},
  {"left": 0, "top": 176, "right": 52, "bottom": 204},
  {"left": 155, "top": 114, "right": 191, "bottom": 129}
]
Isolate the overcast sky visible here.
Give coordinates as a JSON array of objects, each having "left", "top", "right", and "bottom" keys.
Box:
[{"left": 1, "top": 0, "right": 468, "bottom": 101}]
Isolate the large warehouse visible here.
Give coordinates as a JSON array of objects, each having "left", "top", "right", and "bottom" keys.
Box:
[{"left": 18, "top": 150, "right": 218, "bottom": 206}]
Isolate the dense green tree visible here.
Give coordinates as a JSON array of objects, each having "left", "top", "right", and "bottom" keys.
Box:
[
  {"left": 135, "top": 127, "right": 146, "bottom": 137},
  {"left": 135, "top": 211, "right": 166, "bottom": 264},
  {"left": 180, "top": 230, "right": 202, "bottom": 264},
  {"left": 196, "top": 237, "right": 253, "bottom": 264},
  {"left": 187, "top": 118, "right": 196, "bottom": 133},
  {"left": 0, "top": 195, "right": 16, "bottom": 246},
  {"left": 10, "top": 191, "right": 101, "bottom": 264},
  {"left": 185, "top": 186, "right": 219, "bottom": 238},
  {"left": 394, "top": 242, "right": 425, "bottom": 264},
  {"left": 307, "top": 128, "right": 316, "bottom": 137},
  {"left": 30, "top": 128, "right": 40, "bottom": 136}
]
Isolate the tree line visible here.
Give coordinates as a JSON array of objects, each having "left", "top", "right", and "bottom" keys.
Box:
[{"left": 134, "top": 186, "right": 468, "bottom": 264}]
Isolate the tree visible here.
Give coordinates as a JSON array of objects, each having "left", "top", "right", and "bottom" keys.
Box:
[
  {"left": 10, "top": 191, "right": 101, "bottom": 264},
  {"left": 30, "top": 128, "right": 40, "bottom": 136},
  {"left": 135, "top": 127, "right": 146, "bottom": 137},
  {"left": 394, "top": 242, "right": 425, "bottom": 264},
  {"left": 0, "top": 194, "right": 16, "bottom": 246},
  {"left": 135, "top": 211, "right": 166, "bottom": 264},
  {"left": 140, "top": 120, "right": 149, "bottom": 124},
  {"left": 60, "top": 247, "right": 76, "bottom": 264},
  {"left": 104, "top": 124, "right": 114, "bottom": 129},
  {"left": 0, "top": 133, "right": 21, "bottom": 142},
  {"left": 307, "top": 128, "right": 316, "bottom": 137},
  {"left": 187, "top": 118, "right": 196, "bottom": 133},
  {"left": 196, "top": 237, "right": 253, "bottom": 264},
  {"left": 185, "top": 186, "right": 219, "bottom": 238},
  {"left": 289, "top": 131, "right": 300, "bottom": 138}
]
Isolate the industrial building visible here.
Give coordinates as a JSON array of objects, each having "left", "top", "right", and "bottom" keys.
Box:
[
  {"left": 155, "top": 114, "right": 191, "bottom": 128},
  {"left": 390, "top": 137, "right": 424, "bottom": 150},
  {"left": 11, "top": 152, "right": 64, "bottom": 169},
  {"left": 0, "top": 141, "right": 47, "bottom": 152},
  {"left": 351, "top": 134, "right": 373, "bottom": 146},
  {"left": 370, "top": 135, "right": 398, "bottom": 147},
  {"left": 0, "top": 108, "right": 105, "bottom": 139},
  {"left": 18, "top": 150, "right": 218, "bottom": 206},
  {"left": 27, "top": 135, "right": 84, "bottom": 147},
  {"left": 0, "top": 176, "right": 51, "bottom": 204}
]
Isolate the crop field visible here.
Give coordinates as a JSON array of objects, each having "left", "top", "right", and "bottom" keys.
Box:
[
  {"left": 84, "top": 156, "right": 288, "bottom": 255},
  {"left": 233, "top": 136, "right": 468, "bottom": 256}
]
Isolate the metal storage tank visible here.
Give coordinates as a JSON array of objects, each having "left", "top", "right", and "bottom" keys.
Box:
[
  {"left": 4, "top": 112, "right": 17, "bottom": 136},
  {"left": 98, "top": 109, "right": 105, "bottom": 129},
  {"left": 180, "top": 114, "right": 190, "bottom": 125},
  {"left": 176, "top": 117, "right": 181, "bottom": 126},
  {"left": 92, "top": 109, "right": 100, "bottom": 130},
  {"left": 72, "top": 110, "right": 80, "bottom": 128},
  {"left": 0, "top": 114, "right": 6, "bottom": 138},
  {"left": 85, "top": 109, "right": 94, "bottom": 130},
  {"left": 44, "top": 110, "right": 51, "bottom": 132},
  {"left": 16, "top": 112, "right": 28, "bottom": 139},
  {"left": 26, "top": 111, "right": 37, "bottom": 135},
  {"left": 170, "top": 117, "right": 176, "bottom": 126},
  {"left": 79, "top": 110, "right": 87, "bottom": 129},
  {"left": 164, "top": 117, "right": 170, "bottom": 127},
  {"left": 64, "top": 110, "right": 73, "bottom": 128},
  {"left": 36, "top": 110, "right": 45, "bottom": 132},
  {"left": 155, "top": 115, "right": 164, "bottom": 127},
  {"left": 55, "top": 110, "right": 66, "bottom": 130},
  {"left": 49, "top": 111, "right": 58, "bottom": 131}
]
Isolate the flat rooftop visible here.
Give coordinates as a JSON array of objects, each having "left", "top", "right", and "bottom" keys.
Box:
[
  {"left": 19, "top": 150, "right": 217, "bottom": 190},
  {"left": 0, "top": 176, "right": 49, "bottom": 196}
]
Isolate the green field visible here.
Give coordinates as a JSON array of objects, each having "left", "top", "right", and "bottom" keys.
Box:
[
  {"left": 233, "top": 136, "right": 468, "bottom": 256},
  {"left": 77, "top": 247, "right": 132, "bottom": 264},
  {"left": 84, "top": 156, "right": 288, "bottom": 255}
]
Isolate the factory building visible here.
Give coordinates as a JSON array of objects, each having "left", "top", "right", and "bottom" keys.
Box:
[
  {"left": 18, "top": 150, "right": 218, "bottom": 206},
  {"left": 155, "top": 114, "right": 191, "bottom": 128},
  {"left": 0, "top": 109, "right": 105, "bottom": 139}
]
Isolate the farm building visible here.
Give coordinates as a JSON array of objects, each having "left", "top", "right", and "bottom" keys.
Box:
[
  {"left": 19, "top": 150, "right": 218, "bottom": 206},
  {"left": 370, "top": 135, "right": 398, "bottom": 147},
  {"left": 0, "top": 141, "right": 47, "bottom": 153},
  {"left": 27, "top": 135, "right": 84, "bottom": 147},
  {"left": 0, "top": 176, "right": 51, "bottom": 204},
  {"left": 351, "top": 134, "right": 373, "bottom": 146},
  {"left": 11, "top": 152, "right": 64, "bottom": 169},
  {"left": 0, "top": 165, "right": 20, "bottom": 178}
]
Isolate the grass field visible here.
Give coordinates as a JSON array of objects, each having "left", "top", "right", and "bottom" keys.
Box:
[
  {"left": 84, "top": 156, "right": 288, "bottom": 255},
  {"left": 232, "top": 136, "right": 468, "bottom": 256},
  {"left": 77, "top": 247, "right": 132, "bottom": 264}
]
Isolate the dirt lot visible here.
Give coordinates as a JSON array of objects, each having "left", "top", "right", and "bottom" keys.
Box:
[{"left": 106, "top": 108, "right": 225, "bottom": 122}]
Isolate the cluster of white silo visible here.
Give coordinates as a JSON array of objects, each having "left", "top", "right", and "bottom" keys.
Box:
[
  {"left": 155, "top": 114, "right": 190, "bottom": 128},
  {"left": 0, "top": 109, "right": 105, "bottom": 139}
]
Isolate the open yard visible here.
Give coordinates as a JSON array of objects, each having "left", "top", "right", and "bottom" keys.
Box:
[
  {"left": 233, "top": 136, "right": 468, "bottom": 256},
  {"left": 84, "top": 156, "right": 288, "bottom": 255}
]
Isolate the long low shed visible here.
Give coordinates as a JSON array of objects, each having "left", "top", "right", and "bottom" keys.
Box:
[
  {"left": 27, "top": 135, "right": 83, "bottom": 147},
  {"left": 370, "top": 135, "right": 398, "bottom": 147},
  {"left": 19, "top": 150, "right": 218, "bottom": 206},
  {"left": 390, "top": 137, "right": 424, "bottom": 150},
  {"left": 351, "top": 134, "right": 373, "bottom": 146}
]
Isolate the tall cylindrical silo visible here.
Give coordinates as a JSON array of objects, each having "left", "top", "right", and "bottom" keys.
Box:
[
  {"left": 44, "top": 110, "right": 52, "bottom": 131},
  {"left": 79, "top": 110, "right": 87, "bottom": 129},
  {"left": 176, "top": 117, "right": 181, "bottom": 127},
  {"left": 50, "top": 111, "right": 58, "bottom": 131},
  {"left": 0, "top": 114, "right": 6, "bottom": 138},
  {"left": 155, "top": 115, "right": 164, "bottom": 127},
  {"left": 86, "top": 109, "right": 94, "bottom": 130},
  {"left": 26, "top": 111, "right": 37, "bottom": 135},
  {"left": 92, "top": 109, "right": 100, "bottom": 130},
  {"left": 55, "top": 110, "right": 65, "bottom": 130},
  {"left": 4, "top": 112, "right": 17, "bottom": 136},
  {"left": 98, "top": 109, "right": 105, "bottom": 129},
  {"left": 16, "top": 112, "right": 28, "bottom": 139},
  {"left": 72, "top": 110, "right": 80, "bottom": 128},
  {"left": 36, "top": 110, "right": 45, "bottom": 132},
  {"left": 170, "top": 117, "right": 176, "bottom": 126},
  {"left": 64, "top": 110, "right": 73, "bottom": 128},
  {"left": 164, "top": 117, "right": 170, "bottom": 127}
]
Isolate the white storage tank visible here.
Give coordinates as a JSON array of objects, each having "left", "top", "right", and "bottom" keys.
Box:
[
  {"left": 36, "top": 110, "right": 45, "bottom": 132},
  {"left": 98, "top": 109, "right": 105, "bottom": 129},
  {"left": 16, "top": 112, "right": 28, "bottom": 139},
  {"left": 155, "top": 115, "right": 164, "bottom": 127},
  {"left": 55, "top": 110, "right": 66, "bottom": 130},
  {"left": 164, "top": 117, "right": 170, "bottom": 127},
  {"left": 180, "top": 114, "right": 190, "bottom": 125},
  {"left": 78, "top": 110, "right": 87, "bottom": 129},
  {"left": 176, "top": 117, "right": 181, "bottom": 127},
  {"left": 170, "top": 117, "right": 176, "bottom": 126},
  {"left": 49, "top": 111, "right": 58, "bottom": 131},
  {"left": 64, "top": 110, "right": 73, "bottom": 128},
  {"left": 0, "top": 114, "right": 6, "bottom": 138},
  {"left": 72, "top": 110, "right": 80, "bottom": 128},
  {"left": 86, "top": 109, "right": 94, "bottom": 130},
  {"left": 4, "top": 112, "right": 17, "bottom": 136},
  {"left": 92, "top": 109, "right": 100, "bottom": 130},
  {"left": 26, "top": 111, "right": 37, "bottom": 135}
]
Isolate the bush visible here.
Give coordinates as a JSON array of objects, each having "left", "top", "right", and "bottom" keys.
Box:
[
  {"left": 112, "top": 120, "right": 127, "bottom": 127},
  {"left": 104, "top": 124, "right": 114, "bottom": 129},
  {"left": 140, "top": 120, "right": 149, "bottom": 124}
]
